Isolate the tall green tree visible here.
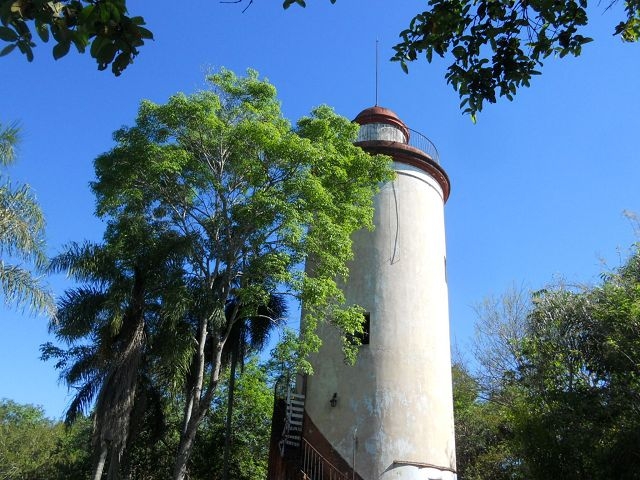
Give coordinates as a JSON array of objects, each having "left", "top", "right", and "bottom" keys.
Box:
[
  {"left": 221, "top": 295, "right": 286, "bottom": 480},
  {"left": 457, "top": 245, "right": 640, "bottom": 479},
  {"left": 190, "top": 358, "right": 274, "bottom": 480},
  {"left": 58, "top": 68, "right": 392, "bottom": 480},
  {"left": 514, "top": 263, "right": 640, "bottom": 479},
  {"left": 0, "top": 121, "right": 53, "bottom": 315},
  {"left": 42, "top": 218, "right": 192, "bottom": 480}
]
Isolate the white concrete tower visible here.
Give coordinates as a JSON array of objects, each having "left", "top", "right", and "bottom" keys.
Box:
[{"left": 301, "top": 106, "right": 456, "bottom": 480}]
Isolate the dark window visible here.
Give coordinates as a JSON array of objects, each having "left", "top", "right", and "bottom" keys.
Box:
[
  {"left": 346, "top": 312, "right": 370, "bottom": 347},
  {"left": 360, "top": 312, "right": 370, "bottom": 345}
]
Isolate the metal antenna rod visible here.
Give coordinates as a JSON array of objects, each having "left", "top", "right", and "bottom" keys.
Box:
[{"left": 375, "top": 39, "right": 379, "bottom": 106}]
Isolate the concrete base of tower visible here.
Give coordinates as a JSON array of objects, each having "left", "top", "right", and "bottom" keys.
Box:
[{"left": 380, "top": 463, "right": 457, "bottom": 480}]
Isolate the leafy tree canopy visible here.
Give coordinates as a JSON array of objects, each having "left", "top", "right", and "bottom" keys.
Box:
[
  {"left": 0, "top": 399, "right": 92, "bottom": 479},
  {"left": 455, "top": 242, "right": 640, "bottom": 479},
  {"left": 4, "top": 1, "right": 637, "bottom": 116},
  {"left": 288, "top": 0, "right": 639, "bottom": 120},
  {"left": 91, "top": 67, "right": 393, "bottom": 368},
  {"left": 0, "top": 0, "right": 152, "bottom": 75}
]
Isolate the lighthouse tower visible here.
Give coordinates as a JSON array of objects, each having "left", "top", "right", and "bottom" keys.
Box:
[{"left": 301, "top": 106, "right": 456, "bottom": 480}]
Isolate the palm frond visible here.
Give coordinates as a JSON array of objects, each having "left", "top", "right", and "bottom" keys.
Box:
[
  {"left": 248, "top": 294, "right": 287, "bottom": 351},
  {"left": 149, "top": 314, "right": 196, "bottom": 392},
  {"left": 62, "top": 345, "right": 103, "bottom": 386},
  {"left": 0, "top": 124, "right": 52, "bottom": 316},
  {"left": 0, "top": 182, "right": 47, "bottom": 267},
  {"left": 40, "top": 342, "right": 69, "bottom": 370},
  {"left": 50, "top": 241, "right": 122, "bottom": 284},
  {"left": 53, "top": 287, "right": 110, "bottom": 340},
  {"left": 0, "top": 261, "right": 55, "bottom": 315},
  {"left": 222, "top": 294, "right": 287, "bottom": 372},
  {"left": 65, "top": 378, "right": 102, "bottom": 426},
  {"left": 0, "top": 122, "right": 20, "bottom": 166}
]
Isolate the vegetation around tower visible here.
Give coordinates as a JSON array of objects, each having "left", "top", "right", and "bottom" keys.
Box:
[
  {"left": 454, "top": 240, "right": 640, "bottom": 479},
  {"left": 6, "top": 238, "right": 640, "bottom": 478},
  {"left": 37, "top": 68, "right": 393, "bottom": 480}
]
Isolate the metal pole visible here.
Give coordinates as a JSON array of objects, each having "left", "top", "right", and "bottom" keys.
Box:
[
  {"left": 352, "top": 427, "right": 357, "bottom": 480},
  {"left": 375, "top": 40, "right": 379, "bottom": 106}
]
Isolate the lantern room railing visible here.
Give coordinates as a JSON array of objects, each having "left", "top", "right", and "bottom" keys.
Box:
[
  {"left": 407, "top": 128, "right": 440, "bottom": 165},
  {"left": 355, "top": 123, "right": 440, "bottom": 165}
]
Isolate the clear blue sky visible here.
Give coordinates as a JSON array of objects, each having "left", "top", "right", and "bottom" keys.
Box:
[{"left": 1, "top": 0, "right": 638, "bottom": 419}]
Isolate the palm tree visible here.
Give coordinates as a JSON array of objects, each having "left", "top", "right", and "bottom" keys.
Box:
[
  {"left": 221, "top": 294, "right": 287, "bottom": 480},
  {"left": 42, "top": 220, "right": 191, "bottom": 480},
  {"left": 0, "top": 121, "right": 53, "bottom": 315}
]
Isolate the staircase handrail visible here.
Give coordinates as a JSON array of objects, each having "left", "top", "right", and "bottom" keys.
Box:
[{"left": 300, "top": 437, "right": 349, "bottom": 480}]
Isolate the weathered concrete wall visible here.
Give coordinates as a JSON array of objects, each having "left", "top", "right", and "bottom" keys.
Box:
[{"left": 305, "top": 160, "right": 456, "bottom": 480}]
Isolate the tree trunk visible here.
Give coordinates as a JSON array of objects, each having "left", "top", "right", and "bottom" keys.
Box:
[
  {"left": 172, "top": 395, "right": 216, "bottom": 480},
  {"left": 93, "top": 443, "right": 108, "bottom": 480},
  {"left": 222, "top": 349, "right": 238, "bottom": 480},
  {"left": 172, "top": 314, "right": 225, "bottom": 480},
  {"left": 93, "top": 270, "right": 146, "bottom": 480},
  {"left": 172, "top": 418, "right": 199, "bottom": 480},
  {"left": 107, "top": 447, "right": 122, "bottom": 480}
]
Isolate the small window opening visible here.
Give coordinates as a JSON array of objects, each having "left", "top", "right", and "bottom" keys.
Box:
[
  {"left": 361, "top": 312, "right": 371, "bottom": 345},
  {"left": 349, "top": 312, "right": 370, "bottom": 346}
]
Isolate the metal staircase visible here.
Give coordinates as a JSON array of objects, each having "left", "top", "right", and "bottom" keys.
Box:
[
  {"left": 300, "top": 438, "right": 348, "bottom": 480},
  {"left": 280, "top": 391, "right": 305, "bottom": 454},
  {"left": 268, "top": 380, "right": 352, "bottom": 480}
]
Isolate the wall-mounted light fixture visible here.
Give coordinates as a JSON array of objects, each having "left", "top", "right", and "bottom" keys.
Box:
[{"left": 330, "top": 392, "right": 337, "bottom": 407}]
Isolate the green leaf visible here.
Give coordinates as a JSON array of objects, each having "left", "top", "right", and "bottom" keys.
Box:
[
  {"left": 0, "top": 43, "right": 16, "bottom": 57},
  {"left": 96, "top": 42, "right": 118, "bottom": 69},
  {"left": 77, "top": 4, "right": 96, "bottom": 23},
  {"left": 71, "top": 32, "right": 88, "bottom": 53},
  {"left": 0, "top": 26, "right": 18, "bottom": 42},
  {"left": 90, "top": 35, "right": 109, "bottom": 58},
  {"left": 35, "top": 21, "right": 49, "bottom": 43},
  {"left": 452, "top": 45, "right": 466, "bottom": 59},
  {"left": 111, "top": 51, "right": 130, "bottom": 76},
  {"left": 137, "top": 26, "right": 153, "bottom": 40},
  {"left": 23, "top": 43, "right": 33, "bottom": 62},
  {"left": 53, "top": 40, "right": 71, "bottom": 60}
]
